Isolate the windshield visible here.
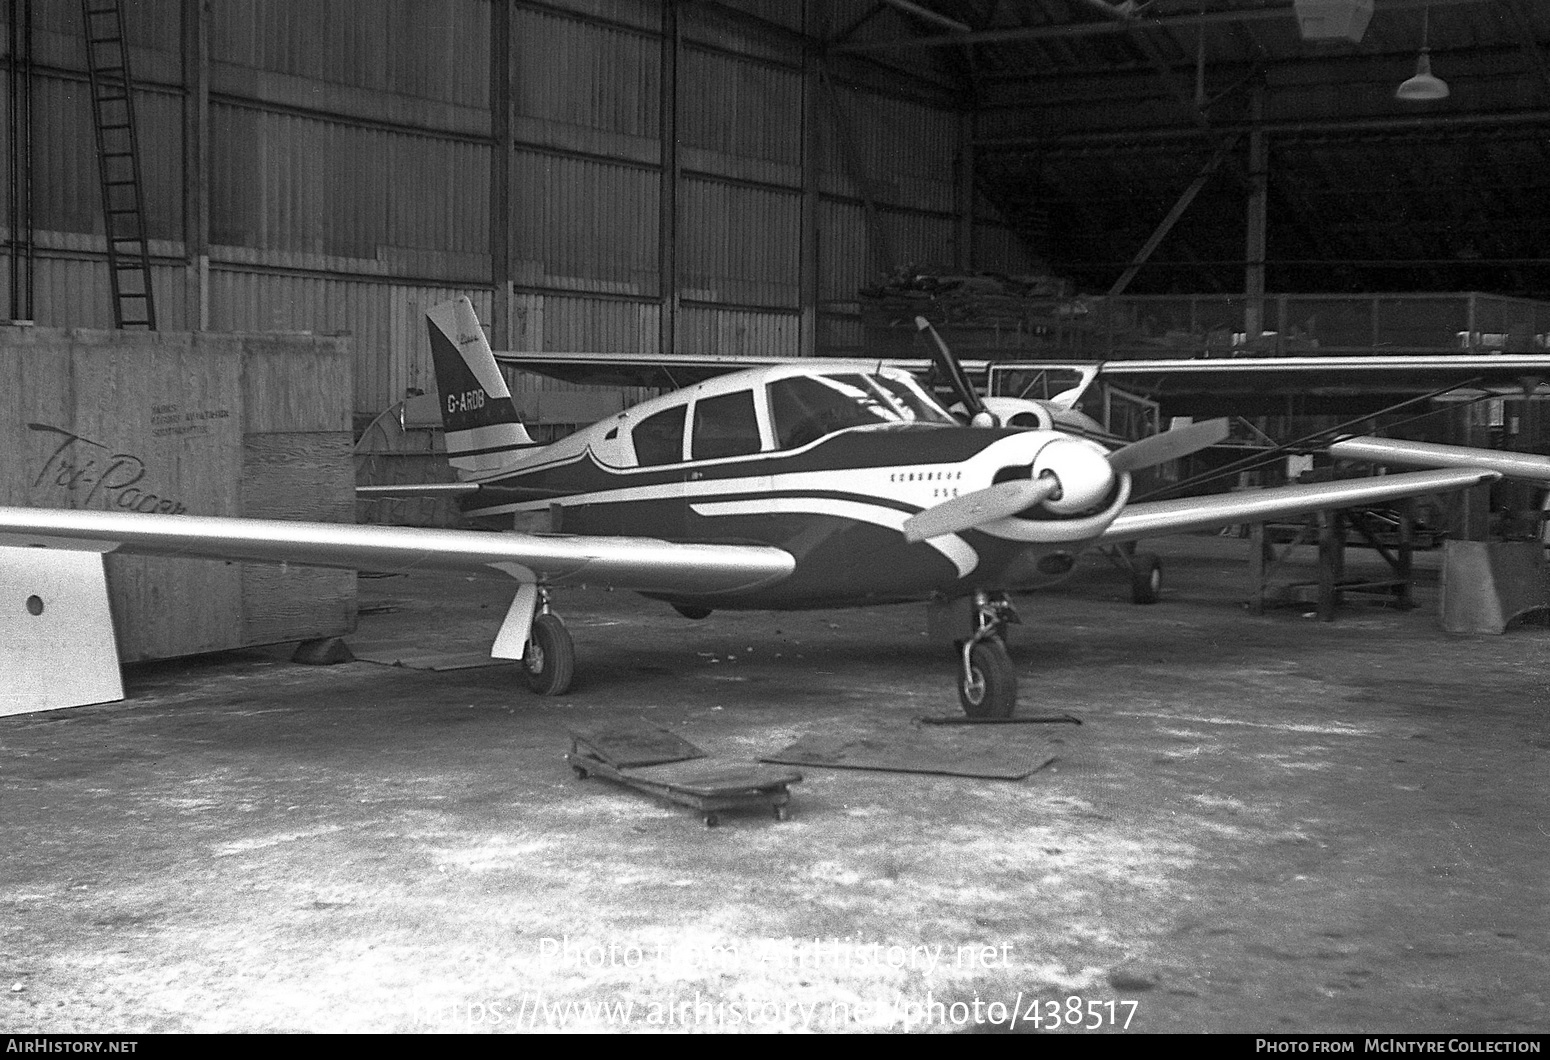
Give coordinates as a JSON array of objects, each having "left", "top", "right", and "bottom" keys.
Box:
[
  {"left": 768, "top": 372, "right": 954, "bottom": 449},
  {"left": 868, "top": 373, "right": 956, "bottom": 425}
]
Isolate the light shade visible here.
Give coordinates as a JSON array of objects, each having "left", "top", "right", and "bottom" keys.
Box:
[
  {"left": 1293, "top": 0, "right": 1374, "bottom": 43},
  {"left": 1396, "top": 50, "right": 1449, "bottom": 101}
]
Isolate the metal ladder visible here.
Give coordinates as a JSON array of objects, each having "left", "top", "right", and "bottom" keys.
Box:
[{"left": 80, "top": 0, "right": 155, "bottom": 329}]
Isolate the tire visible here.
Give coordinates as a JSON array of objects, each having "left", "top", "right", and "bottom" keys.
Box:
[
  {"left": 957, "top": 638, "right": 1017, "bottom": 720},
  {"left": 523, "top": 613, "right": 575, "bottom": 696},
  {"left": 1130, "top": 553, "right": 1162, "bottom": 605}
]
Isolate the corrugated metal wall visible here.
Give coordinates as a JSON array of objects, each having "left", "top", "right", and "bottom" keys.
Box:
[{"left": 3, "top": 0, "right": 1034, "bottom": 418}]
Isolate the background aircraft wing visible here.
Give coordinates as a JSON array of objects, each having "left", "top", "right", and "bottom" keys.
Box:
[
  {"left": 0, "top": 507, "right": 794, "bottom": 596},
  {"left": 1329, "top": 437, "right": 1550, "bottom": 483},
  {"left": 1100, "top": 468, "right": 1498, "bottom": 544},
  {"left": 494, "top": 349, "right": 990, "bottom": 390}
]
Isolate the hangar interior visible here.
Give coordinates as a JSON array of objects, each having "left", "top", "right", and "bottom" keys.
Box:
[
  {"left": 2, "top": 0, "right": 1549, "bottom": 1036},
  {"left": 9, "top": 2, "right": 1550, "bottom": 397}
]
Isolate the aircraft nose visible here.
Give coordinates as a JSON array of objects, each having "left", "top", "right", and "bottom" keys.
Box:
[{"left": 1033, "top": 437, "right": 1114, "bottom": 514}]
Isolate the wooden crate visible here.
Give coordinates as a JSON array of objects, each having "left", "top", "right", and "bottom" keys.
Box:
[{"left": 0, "top": 326, "right": 355, "bottom": 660}]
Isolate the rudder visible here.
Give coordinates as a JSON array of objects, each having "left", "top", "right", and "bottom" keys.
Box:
[{"left": 425, "top": 297, "right": 535, "bottom": 475}]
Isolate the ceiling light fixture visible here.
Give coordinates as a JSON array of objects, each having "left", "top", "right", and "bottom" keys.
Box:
[
  {"left": 1396, "top": 7, "right": 1449, "bottom": 101},
  {"left": 1292, "top": 0, "right": 1373, "bottom": 44}
]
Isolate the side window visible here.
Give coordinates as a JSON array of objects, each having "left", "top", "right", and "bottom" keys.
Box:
[
  {"left": 691, "top": 390, "right": 762, "bottom": 460},
  {"left": 632, "top": 405, "right": 687, "bottom": 466}
]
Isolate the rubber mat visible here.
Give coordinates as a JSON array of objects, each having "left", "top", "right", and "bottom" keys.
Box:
[{"left": 761, "top": 729, "right": 1058, "bottom": 780}]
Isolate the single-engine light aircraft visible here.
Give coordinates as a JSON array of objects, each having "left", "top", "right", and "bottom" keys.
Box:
[{"left": 0, "top": 298, "right": 1538, "bottom": 718}]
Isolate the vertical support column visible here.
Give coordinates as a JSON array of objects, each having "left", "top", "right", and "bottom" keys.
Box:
[
  {"left": 659, "top": 0, "right": 680, "bottom": 358},
  {"left": 489, "top": 0, "right": 513, "bottom": 349},
  {"left": 819, "top": 68, "right": 895, "bottom": 276},
  {"left": 8, "top": 0, "right": 35, "bottom": 322},
  {"left": 1316, "top": 510, "right": 1343, "bottom": 623},
  {"left": 1249, "top": 521, "right": 1268, "bottom": 615},
  {"left": 1243, "top": 83, "right": 1267, "bottom": 340},
  {"left": 798, "top": 0, "right": 823, "bottom": 359},
  {"left": 955, "top": 109, "right": 974, "bottom": 272},
  {"left": 182, "top": 0, "right": 209, "bottom": 330},
  {"left": 1395, "top": 498, "right": 1415, "bottom": 609},
  {"left": 1459, "top": 482, "right": 1492, "bottom": 541},
  {"left": 8, "top": 0, "right": 19, "bottom": 321}
]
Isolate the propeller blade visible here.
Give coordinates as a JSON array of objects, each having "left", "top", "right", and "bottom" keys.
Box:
[
  {"left": 915, "top": 316, "right": 988, "bottom": 422},
  {"left": 903, "top": 477, "right": 1057, "bottom": 543},
  {"left": 1106, "top": 417, "right": 1229, "bottom": 474}
]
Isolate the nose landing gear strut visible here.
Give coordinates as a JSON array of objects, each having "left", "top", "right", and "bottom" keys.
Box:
[{"left": 957, "top": 590, "right": 1020, "bottom": 719}]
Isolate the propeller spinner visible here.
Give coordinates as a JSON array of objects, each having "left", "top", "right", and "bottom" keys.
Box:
[{"left": 902, "top": 419, "right": 1229, "bottom": 543}]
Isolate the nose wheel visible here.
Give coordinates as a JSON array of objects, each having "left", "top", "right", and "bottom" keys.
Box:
[{"left": 956, "top": 591, "right": 1019, "bottom": 719}]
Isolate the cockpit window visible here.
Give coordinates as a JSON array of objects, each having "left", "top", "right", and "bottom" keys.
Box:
[
  {"left": 692, "top": 390, "right": 762, "bottom": 460},
  {"left": 768, "top": 373, "right": 953, "bottom": 449},
  {"left": 632, "top": 404, "right": 687, "bottom": 466}
]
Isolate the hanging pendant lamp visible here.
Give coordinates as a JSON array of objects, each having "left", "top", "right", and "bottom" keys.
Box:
[{"left": 1396, "top": 8, "right": 1449, "bottom": 101}]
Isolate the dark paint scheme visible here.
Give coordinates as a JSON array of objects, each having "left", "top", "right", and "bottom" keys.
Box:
[{"left": 457, "top": 424, "right": 1116, "bottom": 611}]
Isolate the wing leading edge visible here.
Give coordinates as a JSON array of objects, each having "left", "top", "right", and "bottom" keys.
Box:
[
  {"left": 0, "top": 507, "right": 794, "bottom": 597},
  {"left": 1100, "top": 468, "right": 1499, "bottom": 544}
]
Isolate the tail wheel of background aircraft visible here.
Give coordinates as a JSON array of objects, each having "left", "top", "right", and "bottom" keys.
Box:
[
  {"left": 523, "top": 613, "right": 575, "bottom": 696},
  {"left": 1130, "top": 552, "right": 1163, "bottom": 605},
  {"left": 958, "top": 637, "right": 1017, "bottom": 720}
]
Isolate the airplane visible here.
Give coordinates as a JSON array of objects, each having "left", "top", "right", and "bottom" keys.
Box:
[{"left": 1, "top": 297, "right": 1543, "bottom": 720}]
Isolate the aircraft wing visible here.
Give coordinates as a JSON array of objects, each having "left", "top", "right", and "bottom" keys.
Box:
[
  {"left": 0, "top": 507, "right": 794, "bottom": 596},
  {"left": 1100, "top": 468, "right": 1498, "bottom": 544},
  {"left": 1329, "top": 437, "right": 1550, "bottom": 483}
]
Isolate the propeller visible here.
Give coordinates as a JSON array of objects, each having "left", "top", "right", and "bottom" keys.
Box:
[
  {"left": 903, "top": 477, "right": 1058, "bottom": 544},
  {"left": 916, "top": 316, "right": 997, "bottom": 427},
  {"left": 903, "top": 420, "right": 1228, "bottom": 542},
  {"left": 1106, "top": 417, "right": 1229, "bottom": 473}
]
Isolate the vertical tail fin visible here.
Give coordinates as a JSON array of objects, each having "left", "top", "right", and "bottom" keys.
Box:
[{"left": 425, "top": 297, "right": 535, "bottom": 476}]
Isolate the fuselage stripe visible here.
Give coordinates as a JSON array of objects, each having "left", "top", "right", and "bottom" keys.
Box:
[{"left": 689, "top": 496, "right": 979, "bottom": 579}]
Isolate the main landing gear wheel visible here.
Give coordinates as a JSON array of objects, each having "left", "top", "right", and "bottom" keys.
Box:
[
  {"left": 1130, "top": 552, "right": 1162, "bottom": 605},
  {"left": 959, "top": 637, "right": 1017, "bottom": 720},
  {"left": 523, "top": 612, "right": 575, "bottom": 696}
]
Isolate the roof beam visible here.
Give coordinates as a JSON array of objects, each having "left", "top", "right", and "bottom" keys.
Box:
[
  {"left": 879, "top": 0, "right": 971, "bottom": 34},
  {"left": 981, "top": 108, "right": 1550, "bottom": 149},
  {"left": 831, "top": 0, "right": 1497, "bottom": 54}
]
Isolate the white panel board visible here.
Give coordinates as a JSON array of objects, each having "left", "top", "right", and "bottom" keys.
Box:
[{"left": 0, "top": 546, "right": 124, "bottom": 715}]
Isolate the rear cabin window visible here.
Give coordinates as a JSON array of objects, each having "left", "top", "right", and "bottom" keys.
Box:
[
  {"left": 691, "top": 390, "right": 762, "bottom": 460},
  {"left": 632, "top": 405, "right": 687, "bottom": 466},
  {"left": 768, "top": 374, "right": 894, "bottom": 449}
]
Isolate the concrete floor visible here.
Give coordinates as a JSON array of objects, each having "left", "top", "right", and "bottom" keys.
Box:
[{"left": 1, "top": 535, "right": 1546, "bottom": 1033}]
